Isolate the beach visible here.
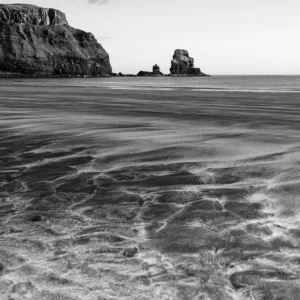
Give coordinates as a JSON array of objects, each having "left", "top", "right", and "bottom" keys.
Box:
[{"left": 0, "top": 77, "right": 300, "bottom": 300}]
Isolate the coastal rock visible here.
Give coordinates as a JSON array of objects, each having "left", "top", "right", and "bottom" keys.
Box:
[
  {"left": 0, "top": 4, "right": 68, "bottom": 26},
  {"left": 152, "top": 64, "right": 162, "bottom": 75},
  {"left": 170, "top": 49, "right": 207, "bottom": 76},
  {"left": 137, "top": 64, "right": 163, "bottom": 76},
  {"left": 0, "top": 263, "right": 4, "bottom": 276},
  {"left": 0, "top": 4, "right": 112, "bottom": 76},
  {"left": 229, "top": 270, "right": 296, "bottom": 290},
  {"left": 137, "top": 71, "right": 153, "bottom": 76},
  {"left": 123, "top": 247, "right": 138, "bottom": 258}
]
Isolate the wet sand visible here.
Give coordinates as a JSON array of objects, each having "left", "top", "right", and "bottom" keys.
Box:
[{"left": 0, "top": 81, "right": 300, "bottom": 299}]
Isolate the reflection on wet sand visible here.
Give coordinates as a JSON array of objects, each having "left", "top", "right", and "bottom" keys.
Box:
[{"left": 0, "top": 81, "right": 300, "bottom": 299}]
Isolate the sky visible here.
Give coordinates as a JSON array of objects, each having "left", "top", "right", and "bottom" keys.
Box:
[{"left": 1, "top": 0, "right": 300, "bottom": 74}]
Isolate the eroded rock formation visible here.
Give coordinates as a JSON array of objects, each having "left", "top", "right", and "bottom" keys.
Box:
[
  {"left": 0, "top": 4, "right": 112, "bottom": 76},
  {"left": 152, "top": 64, "right": 162, "bottom": 75},
  {"left": 137, "top": 64, "right": 163, "bottom": 76},
  {"left": 170, "top": 49, "right": 207, "bottom": 76}
]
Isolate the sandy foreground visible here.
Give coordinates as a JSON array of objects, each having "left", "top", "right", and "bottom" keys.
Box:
[{"left": 0, "top": 80, "right": 300, "bottom": 300}]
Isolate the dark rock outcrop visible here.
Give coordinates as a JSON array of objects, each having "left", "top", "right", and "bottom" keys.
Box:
[
  {"left": 0, "top": 4, "right": 68, "bottom": 26},
  {"left": 152, "top": 64, "right": 162, "bottom": 75},
  {"left": 170, "top": 49, "right": 207, "bottom": 76},
  {"left": 229, "top": 270, "right": 296, "bottom": 290},
  {"left": 0, "top": 4, "right": 112, "bottom": 76},
  {"left": 137, "top": 64, "right": 163, "bottom": 76},
  {"left": 0, "top": 262, "right": 4, "bottom": 276},
  {"left": 137, "top": 71, "right": 153, "bottom": 76},
  {"left": 123, "top": 247, "right": 138, "bottom": 258}
]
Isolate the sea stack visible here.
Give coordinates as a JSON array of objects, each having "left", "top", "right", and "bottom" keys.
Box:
[
  {"left": 170, "top": 49, "right": 207, "bottom": 76},
  {"left": 152, "top": 64, "right": 162, "bottom": 75},
  {"left": 0, "top": 4, "right": 112, "bottom": 77},
  {"left": 137, "top": 64, "right": 163, "bottom": 76}
]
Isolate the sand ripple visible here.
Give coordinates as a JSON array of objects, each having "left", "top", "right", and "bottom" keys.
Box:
[{"left": 0, "top": 82, "right": 300, "bottom": 299}]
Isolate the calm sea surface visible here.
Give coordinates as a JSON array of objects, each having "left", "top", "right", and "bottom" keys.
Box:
[
  {"left": 2, "top": 75, "right": 300, "bottom": 92},
  {"left": 0, "top": 76, "right": 299, "bottom": 300}
]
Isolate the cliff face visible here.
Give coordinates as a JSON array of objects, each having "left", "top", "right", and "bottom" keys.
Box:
[
  {"left": 0, "top": 4, "right": 68, "bottom": 26},
  {"left": 0, "top": 4, "right": 112, "bottom": 76},
  {"left": 170, "top": 49, "right": 207, "bottom": 76}
]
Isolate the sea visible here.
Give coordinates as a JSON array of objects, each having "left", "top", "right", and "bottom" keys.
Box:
[
  {"left": 5, "top": 75, "right": 300, "bottom": 92},
  {"left": 0, "top": 75, "right": 300, "bottom": 300}
]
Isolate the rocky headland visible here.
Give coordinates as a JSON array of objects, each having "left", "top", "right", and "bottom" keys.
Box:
[
  {"left": 0, "top": 4, "right": 112, "bottom": 77},
  {"left": 170, "top": 49, "right": 208, "bottom": 76}
]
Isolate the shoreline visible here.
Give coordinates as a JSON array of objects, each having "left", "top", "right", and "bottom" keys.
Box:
[
  {"left": 1, "top": 76, "right": 299, "bottom": 94},
  {"left": 0, "top": 75, "right": 209, "bottom": 78},
  {"left": 0, "top": 72, "right": 209, "bottom": 79}
]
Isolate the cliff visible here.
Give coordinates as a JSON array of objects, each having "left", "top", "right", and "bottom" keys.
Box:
[
  {"left": 0, "top": 4, "right": 112, "bottom": 76},
  {"left": 170, "top": 49, "right": 207, "bottom": 76}
]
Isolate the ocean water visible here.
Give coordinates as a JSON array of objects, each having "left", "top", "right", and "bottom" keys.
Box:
[
  {"left": 3, "top": 75, "right": 300, "bottom": 92},
  {"left": 0, "top": 76, "right": 300, "bottom": 300}
]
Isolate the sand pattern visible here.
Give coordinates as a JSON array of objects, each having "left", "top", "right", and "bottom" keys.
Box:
[{"left": 0, "top": 80, "right": 300, "bottom": 299}]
